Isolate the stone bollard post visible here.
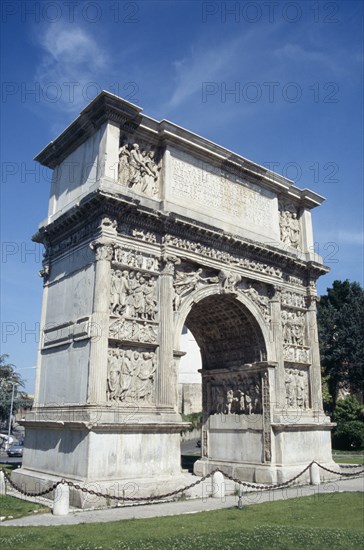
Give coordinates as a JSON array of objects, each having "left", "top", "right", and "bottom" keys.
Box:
[
  {"left": 310, "top": 462, "right": 320, "bottom": 486},
  {"left": 0, "top": 471, "right": 6, "bottom": 496},
  {"left": 212, "top": 471, "right": 225, "bottom": 499},
  {"left": 53, "top": 483, "right": 70, "bottom": 516}
]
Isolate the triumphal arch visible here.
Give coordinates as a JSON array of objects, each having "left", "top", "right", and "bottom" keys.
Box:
[{"left": 15, "top": 92, "right": 336, "bottom": 503}]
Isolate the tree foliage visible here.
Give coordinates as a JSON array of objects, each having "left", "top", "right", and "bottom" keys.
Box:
[
  {"left": 317, "top": 280, "right": 364, "bottom": 408},
  {"left": 0, "top": 354, "right": 32, "bottom": 423}
]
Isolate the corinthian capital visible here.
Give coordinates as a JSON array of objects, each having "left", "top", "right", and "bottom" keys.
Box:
[{"left": 90, "top": 240, "right": 114, "bottom": 261}]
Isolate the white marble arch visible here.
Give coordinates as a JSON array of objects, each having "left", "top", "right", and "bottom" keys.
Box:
[{"left": 15, "top": 92, "right": 338, "bottom": 504}]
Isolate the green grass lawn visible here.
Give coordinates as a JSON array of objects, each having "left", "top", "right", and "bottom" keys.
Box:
[
  {"left": 1, "top": 492, "right": 363, "bottom": 550},
  {"left": 334, "top": 456, "right": 364, "bottom": 465},
  {"left": 0, "top": 494, "right": 49, "bottom": 521},
  {"left": 332, "top": 450, "right": 364, "bottom": 465}
]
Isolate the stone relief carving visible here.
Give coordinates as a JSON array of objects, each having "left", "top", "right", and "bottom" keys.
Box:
[
  {"left": 282, "top": 309, "right": 309, "bottom": 363},
  {"left": 283, "top": 274, "right": 305, "bottom": 287},
  {"left": 113, "top": 245, "right": 159, "bottom": 272},
  {"left": 285, "top": 368, "right": 310, "bottom": 409},
  {"left": 283, "top": 346, "right": 310, "bottom": 364},
  {"left": 107, "top": 348, "right": 157, "bottom": 403},
  {"left": 118, "top": 142, "right": 161, "bottom": 196},
  {"left": 239, "top": 283, "right": 270, "bottom": 322},
  {"left": 109, "top": 318, "right": 158, "bottom": 344},
  {"left": 173, "top": 266, "right": 218, "bottom": 310},
  {"left": 39, "top": 264, "right": 50, "bottom": 282},
  {"left": 279, "top": 202, "right": 301, "bottom": 249},
  {"left": 110, "top": 269, "right": 158, "bottom": 321},
  {"left": 99, "top": 217, "right": 118, "bottom": 232},
  {"left": 281, "top": 290, "right": 306, "bottom": 309},
  {"left": 208, "top": 374, "right": 262, "bottom": 415},
  {"left": 164, "top": 235, "right": 282, "bottom": 278},
  {"left": 91, "top": 241, "right": 114, "bottom": 261},
  {"left": 219, "top": 270, "right": 242, "bottom": 292},
  {"left": 131, "top": 228, "right": 157, "bottom": 243},
  {"left": 282, "top": 310, "right": 305, "bottom": 346}
]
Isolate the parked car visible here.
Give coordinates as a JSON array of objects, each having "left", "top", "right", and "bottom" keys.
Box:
[{"left": 7, "top": 443, "right": 23, "bottom": 457}]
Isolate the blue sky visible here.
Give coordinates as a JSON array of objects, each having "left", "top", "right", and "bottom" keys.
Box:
[{"left": 1, "top": 0, "right": 363, "bottom": 393}]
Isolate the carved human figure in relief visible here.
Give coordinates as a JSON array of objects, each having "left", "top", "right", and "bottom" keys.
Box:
[
  {"left": 120, "top": 350, "right": 134, "bottom": 400},
  {"left": 241, "top": 284, "right": 270, "bottom": 321},
  {"left": 219, "top": 270, "right": 241, "bottom": 292},
  {"left": 118, "top": 143, "right": 160, "bottom": 196},
  {"left": 282, "top": 310, "right": 305, "bottom": 346},
  {"left": 285, "top": 368, "right": 309, "bottom": 409},
  {"left": 285, "top": 370, "right": 295, "bottom": 407},
  {"left": 173, "top": 268, "right": 203, "bottom": 310},
  {"left": 134, "top": 352, "right": 156, "bottom": 402},
  {"left": 143, "top": 277, "right": 158, "bottom": 320},
  {"left": 107, "top": 352, "right": 121, "bottom": 401},
  {"left": 118, "top": 144, "right": 130, "bottom": 182},
  {"left": 210, "top": 376, "right": 262, "bottom": 415},
  {"left": 280, "top": 207, "right": 301, "bottom": 249},
  {"left": 110, "top": 270, "right": 130, "bottom": 315},
  {"left": 141, "top": 150, "right": 160, "bottom": 194}
]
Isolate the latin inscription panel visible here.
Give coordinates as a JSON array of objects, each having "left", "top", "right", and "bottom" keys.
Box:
[{"left": 169, "top": 147, "right": 280, "bottom": 241}]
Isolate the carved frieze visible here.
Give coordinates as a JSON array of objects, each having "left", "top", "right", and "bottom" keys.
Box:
[
  {"left": 164, "top": 235, "right": 283, "bottom": 279},
  {"left": 109, "top": 318, "right": 158, "bottom": 344},
  {"left": 284, "top": 367, "right": 310, "bottom": 409},
  {"left": 131, "top": 228, "right": 157, "bottom": 243},
  {"left": 118, "top": 142, "right": 161, "bottom": 197},
  {"left": 107, "top": 347, "right": 157, "bottom": 403},
  {"left": 281, "top": 290, "right": 307, "bottom": 309},
  {"left": 207, "top": 373, "right": 262, "bottom": 415},
  {"left": 113, "top": 245, "right": 159, "bottom": 272},
  {"left": 283, "top": 346, "right": 310, "bottom": 364}
]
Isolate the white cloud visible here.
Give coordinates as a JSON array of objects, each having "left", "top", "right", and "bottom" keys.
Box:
[
  {"left": 168, "top": 34, "right": 250, "bottom": 109},
  {"left": 35, "top": 23, "right": 109, "bottom": 112},
  {"left": 272, "top": 43, "right": 350, "bottom": 76}
]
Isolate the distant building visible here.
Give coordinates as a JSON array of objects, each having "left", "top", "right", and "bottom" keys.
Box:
[{"left": 178, "top": 326, "right": 202, "bottom": 414}]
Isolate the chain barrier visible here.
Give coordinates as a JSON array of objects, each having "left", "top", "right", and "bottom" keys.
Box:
[
  {"left": 313, "top": 462, "right": 364, "bottom": 477},
  {"left": 216, "top": 462, "right": 313, "bottom": 491},
  {"left": 1, "top": 468, "right": 58, "bottom": 497},
  {"left": 1, "top": 460, "right": 363, "bottom": 503}
]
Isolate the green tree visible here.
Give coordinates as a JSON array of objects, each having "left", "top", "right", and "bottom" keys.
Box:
[
  {"left": 333, "top": 395, "right": 363, "bottom": 424},
  {"left": 317, "top": 280, "right": 364, "bottom": 408},
  {"left": 0, "top": 354, "right": 32, "bottom": 424}
]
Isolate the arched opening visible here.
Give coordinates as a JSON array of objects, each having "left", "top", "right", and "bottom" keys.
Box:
[
  {"left": 184, "top": 294, "right": 267, "bottom": 371},
  {"left": 177, "top": 292, "right": 269, "bottom": 476}
]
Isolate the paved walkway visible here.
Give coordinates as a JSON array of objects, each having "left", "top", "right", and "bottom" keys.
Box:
[{"left": 2, "top": 475, "right": 363, "bottom": 527}]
